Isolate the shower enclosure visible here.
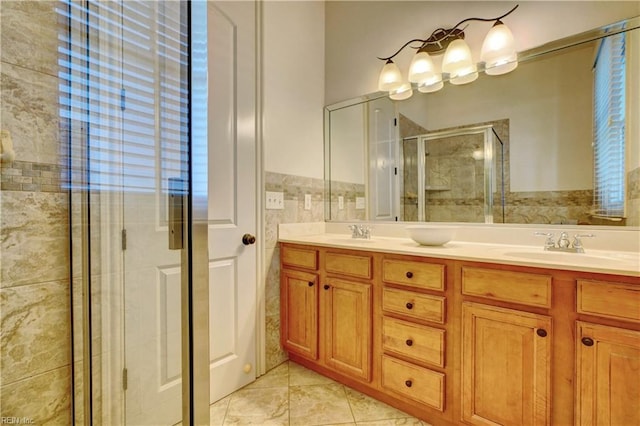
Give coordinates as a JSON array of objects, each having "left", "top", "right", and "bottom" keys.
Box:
[
  {"left": 63, "top": 1, "right": 210, "bottom": 423},
  {"left": 401, "top": 124, "right": 506, "bottom": 223}
]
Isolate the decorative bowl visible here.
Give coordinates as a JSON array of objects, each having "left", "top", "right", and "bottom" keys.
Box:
[{"left": 406, "top": 225, "right": 458, "bottom": 246}]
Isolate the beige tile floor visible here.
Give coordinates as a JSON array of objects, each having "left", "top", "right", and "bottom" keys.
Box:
[{"left": 208, "top": 361, "right": 431, "bottom": 426}]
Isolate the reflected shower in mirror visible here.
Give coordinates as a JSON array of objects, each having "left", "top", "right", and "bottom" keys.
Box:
[{"left": 325, "top": 18, "right": 640, "bottom": 226}]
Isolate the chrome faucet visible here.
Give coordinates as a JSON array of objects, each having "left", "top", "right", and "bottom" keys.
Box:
[
  {"left": 348, "top": 224, "right": 371, "bottom": 239},
  {"left": 534, "top": 231, "right": 595, "bottom": 253}
]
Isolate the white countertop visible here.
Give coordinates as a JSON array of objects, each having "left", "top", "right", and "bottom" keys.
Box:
[{"left": 278, "top": 223, "right": 640, "bottom": 277}]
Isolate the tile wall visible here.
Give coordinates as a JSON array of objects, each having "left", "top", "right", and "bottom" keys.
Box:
[
  {"left": 0, "top": 1, "right": 72, "bottom": 423},
  {"left": 628, "top": 167, "right": 640, "bottom": 226},
  {"left": 263, "top": 171, "right": 325, "bottom": 370}
]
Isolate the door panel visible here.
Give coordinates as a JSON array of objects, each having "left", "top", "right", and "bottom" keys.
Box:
[
  {"left": 462, "top": 302, "right": 551, "bottom": 426},
  {"left": 208, "top": 4, "right": 237, "bottom": 224},
  {"left": 576, "top": 322, "right": 640, "bottom": 426}
]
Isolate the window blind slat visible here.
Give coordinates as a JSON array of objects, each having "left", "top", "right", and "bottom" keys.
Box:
[{"left": 593, "top": 31, "right": 626, "bottom": 218}]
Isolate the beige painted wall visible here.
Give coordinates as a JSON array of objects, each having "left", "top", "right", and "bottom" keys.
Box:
[
  {"left": 325, "top": 1, "right": 640, "bottom": 104},
  {"left": 263, "top": 1, "right": 325, "bottom": 179}
]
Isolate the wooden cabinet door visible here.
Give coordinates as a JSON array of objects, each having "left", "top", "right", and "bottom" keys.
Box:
[
  {"left": 576, "top": 322, "right": 640, "bottom": 426},
  {"left": 281, "top": 268, "right": 318, "bottom": 360},
  {"left": 462, "top": 302, "right": 551, "bottom": 426},
  {"left": 323, "top": 278, "right": 372, "bottom": 382}
]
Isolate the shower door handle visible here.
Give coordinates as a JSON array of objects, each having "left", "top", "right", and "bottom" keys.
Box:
[{"left": 168, "top": 177, "right": 185, "bottom": 250}]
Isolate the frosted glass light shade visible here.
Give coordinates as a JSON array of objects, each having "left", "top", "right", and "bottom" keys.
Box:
[
  {"left": 389, "top": 82, "right": 413, "bottom": 100},
  {"left": 481, "top": 22, "right": 518, "bottom": 75},
  {"left": 378, "top": 60, "right": 403, "bottom": 91},
  {"left": 408, "top": 50, "right": 438, "bottom": 83},
  {"left": 442, "top": 39, "right": 478, "bottom": 85}
]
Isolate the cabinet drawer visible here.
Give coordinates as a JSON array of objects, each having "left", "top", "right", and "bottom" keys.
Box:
[
  {"left": 577, "top": 280, "right": 640, "bottom": 323},
  {"left": 282, "top": 245, "right": 318, "bottom": 270},
  {"left": 381, "top": 355, "right": 444, "bottom": 411},
  {"left": 383, "top": 317, "right": 445, "bottom": 367},
  {"left": 325, "top": 252, "right": 372, "bottom": 280},
  {"left": 382, "top": 259, "right": 444, "bottom": 291},
  {"left": 462, "top": 266, "right": 552, "bottom": 308},
  {"left": 382, "top": 288, "right": 445, "bottom": 324}
]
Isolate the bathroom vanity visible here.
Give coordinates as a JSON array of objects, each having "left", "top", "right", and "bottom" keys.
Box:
[{"left": 279, "top": 225, "right": 640, "bottom": 426}]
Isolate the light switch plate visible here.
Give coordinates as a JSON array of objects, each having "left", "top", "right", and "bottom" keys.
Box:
[
  {"left": 266, "top": 191, "right": 284, "bottom": 209},
  {"left": 338, "top": 196, "right": 344, "bottom": 210},
  {"left": 356, "top": 197, "right": 365, "bottom": 209},
  {"left": 304, "top": 194, "right": 311, "bottom": 210}
]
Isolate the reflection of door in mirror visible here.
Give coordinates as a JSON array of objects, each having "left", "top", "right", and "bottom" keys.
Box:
[{"left": 367, "top": 97, "right": 397, "bottom": 220}]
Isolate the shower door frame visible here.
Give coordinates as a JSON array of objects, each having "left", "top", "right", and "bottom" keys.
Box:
[
  {"left": 67, "top": 1, "right": 210, "bottom": 424},
  {"left": 414, "top": 125, "right": 495, "bottom": 223}
]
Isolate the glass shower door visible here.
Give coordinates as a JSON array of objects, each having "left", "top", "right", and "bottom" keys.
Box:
[{"left": 64, "top": 1, "right": 209, "bottom": 424}]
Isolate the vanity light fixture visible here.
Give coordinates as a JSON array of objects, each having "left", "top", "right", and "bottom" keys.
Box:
[{"left": 377, "top": 4, "right": 519, "bottom": 99}]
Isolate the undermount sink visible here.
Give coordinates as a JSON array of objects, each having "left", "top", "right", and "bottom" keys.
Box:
[{"left": 500, "top": 249, "right": 638, "bottom": 265}]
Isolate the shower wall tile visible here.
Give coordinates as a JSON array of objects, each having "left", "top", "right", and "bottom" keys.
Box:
[
  {"left": 0, "top": 61, "right": 60, "bottom": 165},
  {"left": 0, "top": 0, "right": 60, "bottom": 77},
  {"left": 0, "top": 365, "right": 71, "bottom": 425},
  {"left": 0, "top": 280, "right": 71, "bottom": 386},
  {"left": 0, "top": 191, "right": 69, "bottom": 288}
]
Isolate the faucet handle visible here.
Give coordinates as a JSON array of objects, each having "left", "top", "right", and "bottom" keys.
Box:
[
  {"left": 572, "top": 234, "right": 595, "bottom": 251},
  {"left": 534, "top": 232, "right": 555, "bottom": 249},
  {"left": 557, "top": 231, "right": 571, "bottom": 248}
]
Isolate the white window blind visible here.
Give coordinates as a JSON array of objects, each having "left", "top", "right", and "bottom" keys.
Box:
[
  {"left": 592, "top": 31, "right": 626, "bottom": 218},
  {"left": 58, "top": 0, "right": 189, "bottom": 193}
]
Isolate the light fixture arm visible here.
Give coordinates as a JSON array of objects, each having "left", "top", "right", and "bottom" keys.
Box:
[{"left": 377, "top": 4, "right": 519, "bottom": 61}]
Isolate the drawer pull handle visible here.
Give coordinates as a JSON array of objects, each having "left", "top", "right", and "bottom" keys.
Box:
[
  {"left": 405, "top": 380, "right": 412, "bottom": 388},
  {"left": 406, "top": 271, "right": 413, "bottom": 278},
  {"left": 582, "top": 337, "right": 594, "bottom": 347},
  {"left": 323, "top": 284, "right": 330, "bottom": 290},
  {"left": 308, "top": 282, "right": 314, "bottom": 287},
  {"left": 536, "top": 329, "right": 547, "bottom": 338},
  {"left": 405, "top": 339, "right": 413, "bottom": 347},
  {"left": 406, "top": 302, "right": 414, "bottom": 310}
]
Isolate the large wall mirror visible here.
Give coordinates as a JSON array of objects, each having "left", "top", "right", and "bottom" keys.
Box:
[{"left": 325, "top": 17, "right": 640, "bottom": 226}]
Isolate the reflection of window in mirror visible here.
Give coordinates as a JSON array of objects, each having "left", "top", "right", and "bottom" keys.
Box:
[{"left": 592, "top": 30, "right": 626, "bottom": 220}]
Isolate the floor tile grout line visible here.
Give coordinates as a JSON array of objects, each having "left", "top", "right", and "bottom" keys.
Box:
[{"left": 341, "top": 384, "right": 358, "bottom": 425}]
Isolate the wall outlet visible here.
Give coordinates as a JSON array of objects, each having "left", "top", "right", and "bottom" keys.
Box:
[
  {"left": 304, "top": 194, "right": 311, "bottom": 210},
  {"left": 338, "top": 196, "right": 344, "bottom": 210},
  {"left": 266, "top": 191, "right": 284, "bottom": 209},
  {"left": 356, "top": 197, "right": 365, "bottom": 210}
]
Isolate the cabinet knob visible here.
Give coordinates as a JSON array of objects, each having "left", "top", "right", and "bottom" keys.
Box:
[
  {"left": 308, "top": 281, "right": 314, "bottom": 287},
  {"left": 323, "top": 284, "right": 330, "bottom": 290},
  {"left": 405, "top": 339, "right": 413, "bottom": 347},
  {"left": 405, "top": 302, "right": 414, "bottom": 310},
  {"left": 536, "top": 329, "right": 548, "bottom": 338},
  {"left": 405, "top": 380, "right": 413, "bottom": 388},
  {"left": 406, "top": 271, "right": 413, "bottom": 278},
  {"left": 581, "top": 337, "right": 594, "bottom": 347}
]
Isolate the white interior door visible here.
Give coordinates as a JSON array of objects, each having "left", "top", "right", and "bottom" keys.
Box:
[
  {"left": 121, "top": 2, "right": 189, "bottom": 425},
  {"left": 122, "top": 1, "right": 257, "bottom": 424},
  {"left": 206, "top": 0, "right": 257, "bottom": 402}
]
